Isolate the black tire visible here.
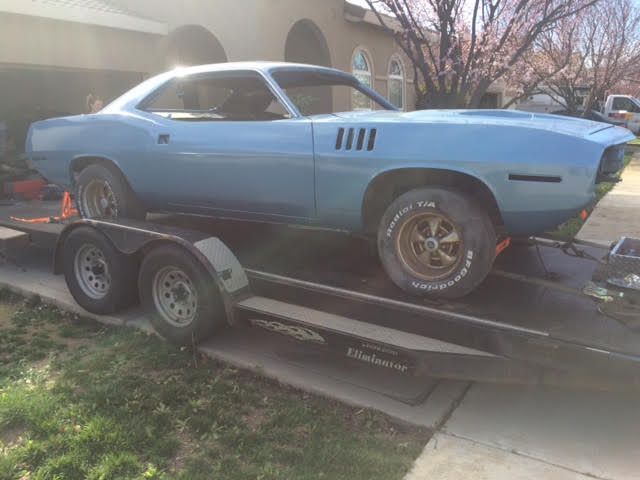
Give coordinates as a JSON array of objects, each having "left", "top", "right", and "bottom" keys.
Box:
[
  {"left": 378, "top": 187, "right": 496, "bottom": 299},
  {"left": 75, "top": 163, "right": 146, "bottom": 220},
  {"left": 138, "top": 244, "right": 227, "bottom": 346},
  {"left": 63, "top": 226, "right": 139, "bottom": 314}
]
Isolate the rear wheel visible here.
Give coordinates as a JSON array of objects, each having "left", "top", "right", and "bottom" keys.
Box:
[
  {"left": 75, "top": 163, "right": 145, "bottom": 220},
  {"left": 138, "top": 244, "right": 227, "bottom": 345},
  {"left": 378, "top": 187, "right": 496, "bottom": 299}
]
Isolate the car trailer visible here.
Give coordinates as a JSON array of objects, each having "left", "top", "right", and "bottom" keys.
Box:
[{"left": 1, "top": 201, "right": 640, "bottom": 394}]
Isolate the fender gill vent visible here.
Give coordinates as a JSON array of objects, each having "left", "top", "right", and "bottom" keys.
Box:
[
  {"left": 336, "top": 128, "right": 345, "bottom": 149},
  {"left": 356, "top": 128, "right": 366, "bottom": 150},
  {"left": 335, "top": 127, "right": 377, "bottom": 151},
  {"left": 367, "top": 128, "right": 377, "bottom": 151},
  {"left": 345, "top": 128, "right": 355, "bottom": 150}
]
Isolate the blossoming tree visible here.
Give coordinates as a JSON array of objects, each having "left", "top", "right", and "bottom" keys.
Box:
[{"left": 365, "top": 0, "right": 600, "bottom": 108}]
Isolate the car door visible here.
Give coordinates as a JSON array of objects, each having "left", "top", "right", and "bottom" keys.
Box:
[{"left": 137, "top": 70, "right": 315, "bottom": 221}]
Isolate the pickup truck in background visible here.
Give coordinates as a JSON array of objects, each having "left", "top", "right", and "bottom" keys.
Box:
[
  {"left": 516, "top": 93, "right": 640, "bottom": 136},
  {"left": 602, "top": 94, "right": 640, "bottom": 134}
]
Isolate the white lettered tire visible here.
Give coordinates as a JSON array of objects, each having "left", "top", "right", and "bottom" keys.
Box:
[{"left": 378, "top": 187, "right": 496, "bottom": 299}]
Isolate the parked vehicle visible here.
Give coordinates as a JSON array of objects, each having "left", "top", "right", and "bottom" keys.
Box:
[
  {"left": 602, "top": 94, "right": 640, "bottom": 134},
  {"left": 25, "top": 62, "right": 634, "bottom": 298}
]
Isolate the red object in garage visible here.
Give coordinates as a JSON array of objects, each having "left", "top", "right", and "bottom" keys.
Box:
[{"left": 3, "top": 178, "right": 46, "bottom": 200}]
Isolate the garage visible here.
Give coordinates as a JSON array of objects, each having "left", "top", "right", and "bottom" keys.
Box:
[
  {"left": 0, "top": 0, "right": 167, "bottom": 157},
  {"left": 0, "top": 65, "right": 147, "bottom": 155}
]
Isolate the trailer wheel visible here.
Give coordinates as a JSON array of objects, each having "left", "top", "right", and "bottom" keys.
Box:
[
  {"left": 378, "top": 187, "right": 496, "bottom": 299},
  {"left": 138, "top": 244, "right": 226, "bottom": 346},
  {"left": 63, "top": 226, "right": 138, "bottom": 314}
]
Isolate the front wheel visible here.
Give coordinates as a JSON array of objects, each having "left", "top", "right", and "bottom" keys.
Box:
[{"left": 377, "top": 187, "right": 496, "bottom": 299}]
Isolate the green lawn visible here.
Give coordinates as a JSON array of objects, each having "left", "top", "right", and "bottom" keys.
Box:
[
  {"left": 0, "top": 292, "right": 428, "bottom": 480},
  {"left": 628, "top": 137, "right": 640, "bottom": 145},
  {"left": 548, "top": 153, "right": 633, "bottom": 240}
]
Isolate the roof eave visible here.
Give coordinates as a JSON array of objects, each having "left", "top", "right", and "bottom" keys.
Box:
[
  {"left": 0, "top": 0, "right": 168, "bottom": 35},
  {"left": 344, "top": 2, "right": 401, "bottom": 32}
]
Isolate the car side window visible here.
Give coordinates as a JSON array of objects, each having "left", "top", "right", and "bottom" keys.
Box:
[
  {"left": 141, "top": 71, "right": 292, "bottom": 122},
  {"left": 612, "top": 97, "right": 638, "bottom": 112}
]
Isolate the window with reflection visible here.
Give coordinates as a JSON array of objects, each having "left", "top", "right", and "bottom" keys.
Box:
[
  {"left": 352, "top": 50, "right": 373, "bottom": 110},
  {"left": 388, "top": 57, "right": 404, "bottom": 109}
]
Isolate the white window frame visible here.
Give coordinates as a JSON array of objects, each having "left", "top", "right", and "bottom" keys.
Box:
[
  {"left": 351, "top": 47, "right": 374, "bottom": 110},
  {"left": 387, "top": 55, "right": 405, "bottom": 110}
]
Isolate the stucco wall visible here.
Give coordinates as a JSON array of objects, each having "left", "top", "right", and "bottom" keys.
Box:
[
  {"left": 107, "top": 0, "right": 416, "bottom": 109},
  {"left": 0, "top": 12, "right": 160, "bottom": 73}
]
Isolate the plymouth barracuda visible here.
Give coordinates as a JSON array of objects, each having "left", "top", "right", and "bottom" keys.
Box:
[{"left": 26, "top": 62, "right": 634, "bottom": 298}]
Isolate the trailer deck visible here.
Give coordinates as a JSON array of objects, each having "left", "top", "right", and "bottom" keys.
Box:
[{"left": 1, "top": 200, "right": 639, "bottom": 386}]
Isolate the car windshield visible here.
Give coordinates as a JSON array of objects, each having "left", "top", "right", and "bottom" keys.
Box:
[{"left": 271, "top": 70, "right": 394, "bottom": 116}]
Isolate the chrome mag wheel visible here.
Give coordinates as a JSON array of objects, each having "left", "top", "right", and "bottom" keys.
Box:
[
  {"left": 152, "top": 267, "right": 198, "bottom": 328},
  {"left": 396, "top": 212, "right": 464, "bottom": 281},
  {"left": 73, "top": 244, "right": 111, "bottom": 299},
  {"left": 81, "top": 178, "right": 118, "bottom": 218}
]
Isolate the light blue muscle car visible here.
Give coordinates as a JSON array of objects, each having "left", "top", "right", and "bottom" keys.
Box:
[{"left": 26, "top": 62, "right": 634, "bottom": 298}]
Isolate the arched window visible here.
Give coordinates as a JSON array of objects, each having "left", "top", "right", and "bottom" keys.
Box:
[
  {"left": 352, "top": 49, "right": 373, "bottom": 110},
  {"left": 388, "top": 57, "right": 405, "bottom": 109}
]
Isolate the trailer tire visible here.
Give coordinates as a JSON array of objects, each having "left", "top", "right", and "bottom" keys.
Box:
[
  {"left": 378, "top": 187, "right": 496, "bottom": 299},
  {"left": 76, "top": 164, "right": 146, "bottom": 220},
  {"left": 63, "top": 226, "right": 138, "bottom": 314},
  {"left": 138, "top": 244, "right": 226, "bottom": 346}
]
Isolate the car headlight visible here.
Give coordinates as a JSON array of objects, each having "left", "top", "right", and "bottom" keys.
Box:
[{"left": 597, "top": 145, "right": 625, "bottom": 183}]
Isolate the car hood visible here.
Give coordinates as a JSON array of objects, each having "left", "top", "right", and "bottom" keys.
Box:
[{"left": 333, "top": 109, "right": 634, "bottom": 141}]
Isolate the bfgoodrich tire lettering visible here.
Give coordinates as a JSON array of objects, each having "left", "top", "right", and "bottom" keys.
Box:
[{"left": 378, "top": 187, "right": 496, "bottom": 299}]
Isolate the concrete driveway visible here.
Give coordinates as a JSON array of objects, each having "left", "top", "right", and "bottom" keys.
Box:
[{"left": 406, "top": 383, "right": 640, "bottom": 479}]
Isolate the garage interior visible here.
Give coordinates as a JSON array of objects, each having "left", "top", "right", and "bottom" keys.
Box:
[{"left": 0, "top": 65, "right": 146, "bottom": 155}]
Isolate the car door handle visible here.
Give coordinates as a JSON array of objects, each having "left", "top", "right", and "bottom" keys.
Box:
[{"left": 157, "top": 134, "right": 170, "bottom": 145}]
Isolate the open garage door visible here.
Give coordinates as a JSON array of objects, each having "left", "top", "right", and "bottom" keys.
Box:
[{"left": 0, "top": 65, "right": 145, "bottom": 155}]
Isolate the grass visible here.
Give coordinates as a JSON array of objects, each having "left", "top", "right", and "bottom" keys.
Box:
[
  {"left": 0, "top": 291, "right": 428, "bottom": 480},
  {"left": 548, "top": 153, "right": 634, "bottom": 240},
  {"left": 627, "top": 137, "right": 640, "bottom": 145}
]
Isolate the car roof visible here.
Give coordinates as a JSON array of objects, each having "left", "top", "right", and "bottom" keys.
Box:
[
  {"left": 172, "top": 61, "right": 349, "bottom": 77},
  {"left": 103, "top": 61, "right": 357, "bottom": 114}
]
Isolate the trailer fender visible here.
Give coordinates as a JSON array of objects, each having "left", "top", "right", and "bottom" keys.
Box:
[{"left": 53, "top": 219, "right": 250, "bottom": 326}]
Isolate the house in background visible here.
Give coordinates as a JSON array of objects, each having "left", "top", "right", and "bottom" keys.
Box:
[{"left": 0, "top": 0, "right": 421, "bottom": 154}]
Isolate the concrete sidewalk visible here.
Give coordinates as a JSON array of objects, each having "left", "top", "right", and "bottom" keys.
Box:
[
  {"left": 577, "top": 153, "right": 640, "bottom": 243},
  {"left": 405, "top": 383, "right": 640, "bottom": 480}
]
